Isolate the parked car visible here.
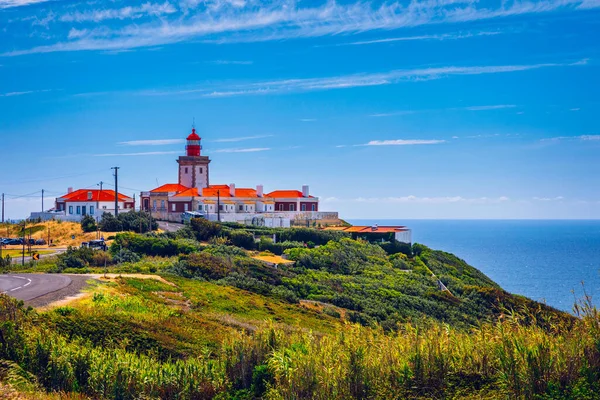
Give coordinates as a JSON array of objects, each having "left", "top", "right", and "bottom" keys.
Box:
[
  {"left": 81, "top": 240, "right": 107, "bottom": 251},
  {"left": 35, "top": 239, "right": 47, "bottom": 245}
]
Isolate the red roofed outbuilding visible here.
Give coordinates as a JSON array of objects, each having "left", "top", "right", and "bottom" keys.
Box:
[{"left": 55, "top": 188, "right": 134, "bottom": 220}]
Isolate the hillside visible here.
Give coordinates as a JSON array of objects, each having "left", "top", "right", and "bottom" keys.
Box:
[{"left": 1, "top": 220, "right": 598, "bottom": 399}]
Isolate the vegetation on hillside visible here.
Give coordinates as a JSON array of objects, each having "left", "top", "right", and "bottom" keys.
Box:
[{"left": 2, "top": 218, "right": 596, "bottom": 398}]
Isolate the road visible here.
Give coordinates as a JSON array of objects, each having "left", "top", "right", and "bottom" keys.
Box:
[
  {"left": 158, "top": 221, "right": 185, "bottom": 232},
  {"left": 0, "top": 273, "right": 72, "bottom": 302},
  {"left": 7, "top": 248, "right": 67, "bottom": 264}
]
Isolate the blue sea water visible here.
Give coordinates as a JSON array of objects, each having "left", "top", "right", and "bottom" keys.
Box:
[{"left": 348, "top": 219, "right": 600, "bottom": 312}]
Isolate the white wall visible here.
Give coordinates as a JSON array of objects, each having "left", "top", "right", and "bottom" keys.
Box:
[{"left": 394, "top": 230, "right": 412, "bottom": 244}]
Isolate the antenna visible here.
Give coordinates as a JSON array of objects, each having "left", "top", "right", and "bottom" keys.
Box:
[{"left": 192, "top": 117, "right": 195, "bottom": 129}]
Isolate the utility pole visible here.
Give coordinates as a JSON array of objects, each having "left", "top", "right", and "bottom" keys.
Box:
[
  {"left": 1, "top": 193, "right": 4, "bottom": 223},
  {"left": 21, "top": 220, "right": 25, "bottom": 266},
  {"left": 111, "top": 167, "right": 120, "bottom": 217},
  {"left": 217, "top": 190, "right": 221, "bottom": 222}
]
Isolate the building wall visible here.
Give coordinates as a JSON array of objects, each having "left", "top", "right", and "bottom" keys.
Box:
[{"left": 394, "top": 230, "right": 412, "bottom": 244}]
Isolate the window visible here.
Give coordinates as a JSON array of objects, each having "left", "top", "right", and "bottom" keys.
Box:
[
  {"left": 172, "top": 203, "right": 176, "bottom": 211},
  {"left": 76, "top": 206, "right": 81, "bottom": 214},
  {"left": 184, "top": 203, "right": 189, "bottom": 211},
  {"left": 239, "top": 205, "right": 244, "bottom": 211},
  {"left": 279, "top": 204, "right": 284, "bottom": 211},
  {"left": 102, "top": 206, "right": 107, "bottom": 209},
  {"left": 289, "top": 204, "right": 295, "bottom": 211},
  {"left": 200, "top": 168, "right": 203, "bottom": 174},
  {"left": 161, "top": 200, "right": 165, "bottom": 210},
  {"left": 311, "top": 204, "right": 316, "bottom": 211},
  {"left": 219, "top": 205, "right": 224, "bottom": 211},
  {"left": 153, "top": 200, "right": 157, "bottom": 209},
  {"left": 90, "top": 206, "right": 95, "bottom": 215},
  {"left": 69, "top": 206, "right": 73, "bottom": 214},
  {"left": 185, "top": 167, "right": 188, "bottom": 174},
  {"left": 301, "top": 204, "right": 306, "bottom": 211}
]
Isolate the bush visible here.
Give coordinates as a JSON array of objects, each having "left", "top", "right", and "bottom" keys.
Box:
[
  {"left": 167, "top": 252, "right": 233, "bottom": 280},
  {"left": 80, "top": 215, "right": 97, "bottom": 233},
  {"left": 190, "top": 218, "right": 222, "bottom": 241},
  {"left": 91, "top": 251, "right": 113, "bottom": 267},
  {"left": 98, "top": 212, "right": 122, "bottom": 232},
  {"left": 113, "top": 249, "right": 141, "bottom": 264},
  {"left": 225, "top": 230, "right": 256, "bottom": 250},
  {"left": 258, "top": 238, "right": 304, "bottom": 255},
  {"left": 111, "top": 232, "right": 201, "bottom": 257},
  {"left": 54, "top": 246, "right": 96, "bottom": 272},
  {"left": 277, "top": 227, "right": 349, "bottom": 246}
]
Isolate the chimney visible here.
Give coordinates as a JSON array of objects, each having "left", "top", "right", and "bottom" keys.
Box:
[
  {"left": 87, "top": 191, "right": 93, "bottom": 200},
  {"left": 302, "top": 185, "right": 309, "bottom": 198},
  {"left": 229, "top": 183, "right": 236, "bottom": 197},
  {"left": 67, "top": 187, "right": 73, "bottom": 194},
  {"left": 256, "top": 185, "right": 263, "bottom": 197}
]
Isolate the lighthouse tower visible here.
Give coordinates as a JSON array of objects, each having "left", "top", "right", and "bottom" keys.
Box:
[{"left": 177, "top": 127, "right": 211, "bottom": 189}]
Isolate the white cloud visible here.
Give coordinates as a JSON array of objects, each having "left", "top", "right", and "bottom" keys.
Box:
[
  {"left": 465, "top": 104, "right": 517, "bottom": 111},
  {"left": 0, "top": 0, "right": 50, "bottom": 9},
  {"left": 570, "top": 108, "right": 581, "bottom": 111},
  {"left": 5, "top": 0, "right": 600, "bottom": 54},
  {"left": 133, "top": 60, "right": 587, "bottom": 98},
  {"left": 0, "top": 89, "right": 52, "bottom": 97},
  {"left": 340, "top": 30, "right": 502, "bottom": 46},
  {"left": 93, "top": 151, "right": 181, "bottom": 156},
  {"left": 326, "top": 195, "right": 511, "bottom": 204},
  {"left": 211, "top": 135, "right": 273, "bottom": 142},
  {"left": 541, "top": 134, "right": 600, "bottom": 142},
  {"left": 533, "top": 196, "right": 564, "bottom": 201},
  {"left": 364, "top": 139, "right": 446, "bottom": 146},
  {"left": 299, "top": 118, "right": 317, "bottom": 122},
  {"left": 60, "top": 2, "right": 177, "bottom": 23},
  {"left": 207, "top": 60, "right": 253, "bottom": 65},
  {"left": 118, "top": 139, "right": 185, "bottom": 146},
  {"left": 212, "top": 147, "right": 271, "bottom": 153},
  {"left": 369, "top": 111, "right": 416, "bottom": 117}
]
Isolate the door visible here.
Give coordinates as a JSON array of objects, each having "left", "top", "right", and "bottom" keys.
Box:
[{"left": 82, "top": 206, "right": 87, "bottom": 216}]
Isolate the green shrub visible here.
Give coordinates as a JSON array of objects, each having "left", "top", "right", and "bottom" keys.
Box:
[
  {"left": 167, "top": 252, "right": 233, "bottom": 280},
  {"left": 225, "top": 229, "right": 256, "bottom": 250},
  {"left": 190, "top": 218, "right": 222, "bottom": 241},
  {"left": 80, "top": 215, "right": 97, "bottom": 233}
]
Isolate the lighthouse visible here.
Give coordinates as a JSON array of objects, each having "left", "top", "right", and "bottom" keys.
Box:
[{"left": 177, "top": 127, "right": 211, "bottom": 189}]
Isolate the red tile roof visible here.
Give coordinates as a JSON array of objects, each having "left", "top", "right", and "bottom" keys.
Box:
[
  {"left": 173, "top": 188, "right": 200, "bottom": 197},
  {"left": 202, "top": 187, "right": 231, "bottom": 197},
  {"left": 235, "top": 188, "right": 257, "bottom": 197},
  {"left": 59, "top": 189, "right": 133, "bottom": 203},
  {"left": 324, "top": 226, "right": 408, "bottom": 233},
  {"left": 150, "top": 183, "right": 189, "bottom": 193},
  {"left": 265, "top": 190, "right": 314, "bottom": 199}
]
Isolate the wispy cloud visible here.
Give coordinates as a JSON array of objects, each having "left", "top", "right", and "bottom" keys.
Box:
[
  {"left": 0, "top": 89, "right": 52, "bottom": 97},
  {"left": 340, "top": 30, "right": 502, "bottom": 46},
  {"left": 211, "top": 135, "right": 273, "bottom": 142},
  {"left": 465, "top": 104, "right": 517, "bottom": 111},
  {"left": 541, "top": 134, "right": 600, "bottom": 142},
  {"left": 212, "top": 147, "right": 271, "bottom": 153},
  {"left": 533, "top": 196, "right": 564, "bottom": 201},
  {"left": 0, "top": 0, "right": 50, "bottom": 9},
  {"left": 207, "top": 60, "right": 253, "bottom": 65},
  {"left": 60, "top": 2, "right": 177, "bottom": 23},
  {"left": 4, "top": 0, "right": 600, "bottom": 55},
  {"left": 370, "top": 104, "right": 518, "bottom": 116},
  {"left": 324, "top": 195, "right": 511, "bottom": 204},
  {"left": 93, "top": 151, "right": 181, "bottom": 157},
  {"left": 135, "top": 60, "right": 587, "bottom": 98},
  {"left": 118, "top": 139, "right": 185, "bottom": 146},
  {"left": 364, "top": 139, "right": 446, "bottom": 146},
  {"left": 299, "top": 118, "right": 317, "bottom": 122}
]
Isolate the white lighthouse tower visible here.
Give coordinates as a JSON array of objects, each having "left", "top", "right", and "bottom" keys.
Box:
[{"left": 177, "top": 127, "right": 211, "bottom": 189}]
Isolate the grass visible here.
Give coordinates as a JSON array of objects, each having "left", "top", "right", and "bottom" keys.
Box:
[
  {"left": 1, "top": 287, "right": 599, "bottom": 399},
  {"left": 1, "top": 249, "right": 54, "bottom": 257}
]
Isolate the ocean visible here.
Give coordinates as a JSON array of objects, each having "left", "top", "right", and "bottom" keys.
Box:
[{"left": 348, "top": 219, "right": 600, "bottom": 313}]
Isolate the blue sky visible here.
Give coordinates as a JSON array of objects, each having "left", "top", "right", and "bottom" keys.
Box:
[{"left": 0, "top": 0, "right": 599, "bottom": 219}]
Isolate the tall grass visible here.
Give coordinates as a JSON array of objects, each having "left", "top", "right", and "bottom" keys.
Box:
[{"left": 1, "top": 293, "right": 599, "bottom": 399}]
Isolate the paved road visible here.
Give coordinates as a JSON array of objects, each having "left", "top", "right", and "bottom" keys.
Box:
[
  {"left": 0, "top": 273, "right": 72, "bottom": 301},
  {"left": 158, "top": 221, "right": 185, "bottom": 232},
  {"left": 6, "top": 248, "right": 67, "bottom": 264}
]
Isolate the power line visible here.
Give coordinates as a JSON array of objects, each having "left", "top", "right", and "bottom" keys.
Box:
[{"left": 0, "top": 168, "right": 109, "bottom": 186}]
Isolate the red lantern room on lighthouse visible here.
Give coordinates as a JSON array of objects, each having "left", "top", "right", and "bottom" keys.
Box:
[
  {"left": 177, "top": 126, "right": 211, "bottom": 189},
  {"left": 186, "top": 128, "right": 202, "bottom": 157}
]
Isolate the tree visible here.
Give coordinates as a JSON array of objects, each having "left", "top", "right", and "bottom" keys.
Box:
[
  {"left": 98, "top": 212, "right": 122, "bottom": 232},
  {"left": 190, "top": 218, "right": 221, "bottom": 241},
  {"left": 80, "top": 215, "right": 98, "bottom": 233}
]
